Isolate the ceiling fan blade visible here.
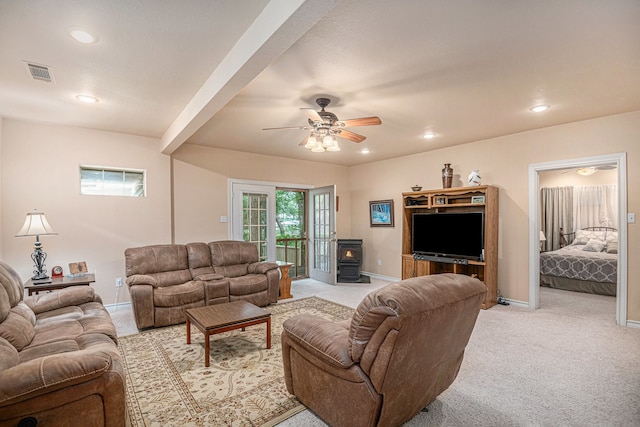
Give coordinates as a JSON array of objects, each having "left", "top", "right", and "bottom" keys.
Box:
[
  {"left": 262, "top": 126, "right": 308, "bottom": 131},
  {"left": 339, "top": 116, "right": 382, "bottom": 127},
  {"left": 299, "top": 136, "right": 308, "bottom": 146},
  {"left": 337, "top": 129, "right": 366, "bottom": 143},
  {"left": 300, "top": 108, "right": 323, "bottom": 122}
]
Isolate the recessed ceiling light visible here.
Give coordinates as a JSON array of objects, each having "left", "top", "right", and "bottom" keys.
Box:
[
  {"left": 360, "top": 148, "right": 370, "bottom": 154},
  {"left": 423, "top": 132, "right": 436, "bottom": 139},
  {"left": 68, "top": 28, "right": 97, "bottom": 44},
  {"left": 76, "top": 94, "right": 99, "bottom": 103},
  {"left": 529, "top": 104, "right": 550, "bottom": 113}
]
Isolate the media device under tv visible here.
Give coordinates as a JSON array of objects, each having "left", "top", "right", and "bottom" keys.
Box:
[{"left": 412, "top": 212, "right": 484, "bottom": 263}]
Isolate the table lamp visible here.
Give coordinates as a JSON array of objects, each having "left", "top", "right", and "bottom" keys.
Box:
[{"left": 15, "top": 210, "right": 58, "bottom": 282}]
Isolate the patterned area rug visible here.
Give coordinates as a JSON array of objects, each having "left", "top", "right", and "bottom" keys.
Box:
[{"left": 118, "top": 297, "right": 354, "bottom": 426}]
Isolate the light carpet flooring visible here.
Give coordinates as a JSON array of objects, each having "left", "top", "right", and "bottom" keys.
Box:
[{"left": 108, "top": 278, "right": 640, "bottom": 426}]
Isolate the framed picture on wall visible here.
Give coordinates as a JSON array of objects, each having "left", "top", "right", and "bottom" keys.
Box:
[{"left": 369, "top": 199, "right": 394, "bottom": 227}]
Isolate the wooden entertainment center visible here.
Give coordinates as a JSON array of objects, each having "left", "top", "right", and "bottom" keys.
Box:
[{"left": 401, "top": 185, "right": 498, "bottom": 309}]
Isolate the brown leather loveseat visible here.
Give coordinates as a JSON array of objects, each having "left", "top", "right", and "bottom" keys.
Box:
[
  {"left": 281, "top": 273, "right": 486, "bottom": 427},
  {"left": 125, "top": 240, "right": 279, "bottom": 329},
  {"left": 0, "top": 260, "right": 125, "bottom": 426}
]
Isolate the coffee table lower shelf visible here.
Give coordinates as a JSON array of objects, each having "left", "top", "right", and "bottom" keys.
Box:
[{"left": 185, "top": 301, "right": 271, "bottom": 367}]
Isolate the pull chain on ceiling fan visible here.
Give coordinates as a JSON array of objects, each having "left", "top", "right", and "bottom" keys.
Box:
[{"left": 263, "top": 97, "right": 382, "bottom": 152}]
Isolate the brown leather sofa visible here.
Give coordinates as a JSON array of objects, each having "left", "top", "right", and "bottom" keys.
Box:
[
  {"left": 125, "top": 240, "right": 279, "bottom": 329},
  {"left": 0, "top": 260, "right": 125, "bottom": 426},
  {"left": 281, "top": 273, "right": 486, "bottom": 427}
]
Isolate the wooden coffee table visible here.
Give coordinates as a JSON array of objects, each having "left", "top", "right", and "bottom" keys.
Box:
[{"left": 185, "top": 301, "right": 271, "bottom": 367}]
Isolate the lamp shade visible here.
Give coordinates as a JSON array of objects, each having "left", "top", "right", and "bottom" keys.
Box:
[
  {"left": 539, "top": 231, "right": 546, "bottom": 242},
  {"left": 15, "top": 211, "right": 58, "bottom": 237}
]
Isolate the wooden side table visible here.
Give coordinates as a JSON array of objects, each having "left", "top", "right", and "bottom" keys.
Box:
[
  {"left": 24, "top": 274, "right": 96, "bottom": 296},
  {"left": 276, "top": 262, "right": 293, "bottom": 299}
]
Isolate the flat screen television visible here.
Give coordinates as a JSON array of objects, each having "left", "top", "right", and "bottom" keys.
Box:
[{"left": 412, "top": 212, "right": 484, "bottom": 261}]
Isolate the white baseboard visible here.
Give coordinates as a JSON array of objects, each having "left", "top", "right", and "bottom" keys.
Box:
[
  {"left": 105, "top": 302, "right": 131, "bottom": 312},
  {"left": 626, "top": 319, "right": 640, "bottom": 329},
  {"left": 502, "top": 298, "right": 529, "bottom": 308},
  {"left": 361, "top": 271, "right": 400, "bottom": 283}
]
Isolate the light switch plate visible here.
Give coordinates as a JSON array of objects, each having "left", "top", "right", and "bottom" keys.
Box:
[{"left": 628, "top": 213, "right": 636, "bottom": 223}]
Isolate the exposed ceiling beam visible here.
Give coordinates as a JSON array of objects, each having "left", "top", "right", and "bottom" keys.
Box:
[{"left": 160, "top": 0, "right": 341, "bottom": 154}]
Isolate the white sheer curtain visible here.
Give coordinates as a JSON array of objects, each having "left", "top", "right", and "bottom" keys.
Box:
[{"left": 573, "top": 185, "right": 618, "bottom": 229}]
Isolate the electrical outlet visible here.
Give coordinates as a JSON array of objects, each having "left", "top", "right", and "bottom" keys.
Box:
[
  {"left": 115, "top": 277, "right": 123, "bottom": 287},
  {"left": 377, "top": 259, "right": 382, "bottom": 266}
]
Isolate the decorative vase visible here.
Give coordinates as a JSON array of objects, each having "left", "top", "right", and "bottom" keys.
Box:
[
  {"left": 468, "top": 170, "right": 481, "bottom": 186},
  {"left": 442, "top": 163, "right": 453, "bottom": 188}
]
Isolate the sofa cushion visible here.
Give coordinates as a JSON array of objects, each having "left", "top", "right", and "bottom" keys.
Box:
[
  {"left": 187, "top": 242, "right": 217, "bottom": 278},
  {"left": 0, "top": 261, "right": 25, "bottom": 319},
  {"left": 153, "top": 281, "right": 204, "bottom": 307},
  {"left": 125, "top": 244, "right": 189, "bottom": 275},
  {"left": 13, "top": 301, "right": 36, "bottom": 326},
  {"left": 0, "top": 310, "right": 36, "bottom": 351},
  {"left": 0, "top": 337, "right": 19, "bottom": 371},
  {"left": 228, "top": 274, "right": 268, "bottom": 296},
  {"left": 214, "top": 264, "right": 249, "bottom": 278},
  {"left": 209, "top": 240, "right": 259, "bottom": 266}
]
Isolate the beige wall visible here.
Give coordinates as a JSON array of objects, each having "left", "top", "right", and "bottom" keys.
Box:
[
  {"left": 171, "top": 144, "right": 352, "bottom": 244},
  {"left": 1, "top": 119, "right": 172, "bottom": 305},
  {"left": 2, "top": 111, "right": 638, "bottom": 323},
  {"left": 539, "top": 168, "right": 617, "bottom": 187},
  {"left": 350, "top": 110, "right": 640, "bottom": 321}
]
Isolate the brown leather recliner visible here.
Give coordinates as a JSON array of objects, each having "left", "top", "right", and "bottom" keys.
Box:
[{"left": 281, "top": 273, "right": 487, "bottom": 427}]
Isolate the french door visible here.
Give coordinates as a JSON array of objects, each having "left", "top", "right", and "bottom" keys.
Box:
[
  {"left": 308, "top": 185, "right": 337, "bottom": 285},
  {"left": 231, "top": 183, "right": 276, "bottom": 261}
]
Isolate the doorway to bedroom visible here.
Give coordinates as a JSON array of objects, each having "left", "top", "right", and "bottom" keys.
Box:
[{"left": 528, "top": 153, "right": 628, "bottom": 326}]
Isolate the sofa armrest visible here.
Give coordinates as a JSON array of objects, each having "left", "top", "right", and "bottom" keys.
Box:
[
  {"left": 282, "top": 314, "right": 354, "bottom": 369},
  {"left": 23, "top": 286, "right": 98, "bottom": 315},
  {"left": 0, "top": 350, "right": 115, "bottom": 406},
  {"left": 126, "top": 274, "right": 158, "bottom": 286},
  {"left": 248, "top": 261, "right": 278, "bottom": 275}
]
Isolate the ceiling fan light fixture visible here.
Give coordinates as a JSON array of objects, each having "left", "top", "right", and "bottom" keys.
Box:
[
  {"left": 326, "top": 141, "right": 340, "bottom": 151},
  {"left": 305, "top": 135, "right": 319, "bottom": 149},
  {"left": 311, "top": 145, "right": 325, "bottom": 153},
  {"left": 576, "top": 167, "right": 598, "bottom": 176},
  {"left": 322, "top": 135, "right": 336, "bottom": 148}
]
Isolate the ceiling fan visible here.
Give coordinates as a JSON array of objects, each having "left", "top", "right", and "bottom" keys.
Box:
[
  {"left": 263, "top": 97, "right": 381, "bottom": 152},
  {"left": 561, "top": 165, "right": 617, "bottom": 176}
]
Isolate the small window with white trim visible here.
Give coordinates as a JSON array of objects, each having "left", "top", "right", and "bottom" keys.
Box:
[{"left": 80, "top": 166, "right": 146, "bottom": 197}]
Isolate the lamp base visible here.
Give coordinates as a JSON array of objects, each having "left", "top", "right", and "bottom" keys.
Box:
[{"left": 32, "top": 278, "right": 52, "bottom": 284}]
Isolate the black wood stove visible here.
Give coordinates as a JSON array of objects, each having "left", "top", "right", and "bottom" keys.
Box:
[{"left": 337, "top": 239, "right": 363, "bottom": 282}]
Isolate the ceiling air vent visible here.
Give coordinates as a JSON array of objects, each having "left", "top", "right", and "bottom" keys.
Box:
[{"left": 25, "top": 62, "right": 54, "bottom": 83}]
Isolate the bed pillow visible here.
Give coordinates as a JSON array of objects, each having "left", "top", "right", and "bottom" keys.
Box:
[
  {"left": 582, "top": 238, "right": 605, "bottom": 252},
  {"left": 606, "top": 241, "right": 618, "bottom": 254},
  {"left": 573, "top": 229, "right": 606, "bottom": 245}
]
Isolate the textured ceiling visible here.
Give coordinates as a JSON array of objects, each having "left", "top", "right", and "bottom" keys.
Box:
[{"left": 2, "top": 0, "right": 639, "bottom": 166}]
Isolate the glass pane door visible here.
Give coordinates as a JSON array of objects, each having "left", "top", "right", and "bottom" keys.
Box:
[{"left": 308, "top": 185, "right": 336, "bottom": 284}]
